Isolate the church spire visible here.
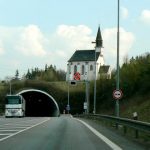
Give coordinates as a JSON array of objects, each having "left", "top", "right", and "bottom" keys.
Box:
[{"left": 96, "top": 26, "right": 103, "bottom": 48}]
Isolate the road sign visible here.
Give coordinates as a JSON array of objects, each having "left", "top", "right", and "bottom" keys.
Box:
[
  {"left": 113, "top": 89, "right": 123, "bottom": 100},
  {"left": 66, "top": 104, "right": 70, "bottom": 111},
  {"left": 70, "top": 81, "right": 77, "bottom": 86},
  {"left": 84, "top": 102, "right": 87, "bottom": 109},
  {"left": 74, "top": 72, "right": 80, "bottom": 80}
]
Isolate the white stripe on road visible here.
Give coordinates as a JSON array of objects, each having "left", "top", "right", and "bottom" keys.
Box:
[
  {"left": 0, "top": 118, "right": 50, "bottom": 142},
  {"left": 0, "top": 127, "right": 27, "bottom": 129},
  {"left": 0, "top": 130, "right": 20, "bottom": 131},
  {"left": 0, "top": 134, "right": 11, "bottom": 135},
  {"left": 76, "top": 118, "right": 122, "bottom": 150}
]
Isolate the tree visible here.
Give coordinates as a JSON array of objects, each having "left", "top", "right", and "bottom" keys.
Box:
[
  {"left": 15, "top": 69, "right": 19, "bottom": 79},
  {"left": 26, "top": 69, "right": 32, "bottom": 79}
]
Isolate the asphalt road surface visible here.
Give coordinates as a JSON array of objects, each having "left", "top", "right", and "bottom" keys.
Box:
[{"left": 0, "top": 115, "right": 146, "bottom": 150}]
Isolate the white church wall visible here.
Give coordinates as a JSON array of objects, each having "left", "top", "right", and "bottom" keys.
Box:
[{"left": 67, "top": 56, "right": 106, "bottom": 81}]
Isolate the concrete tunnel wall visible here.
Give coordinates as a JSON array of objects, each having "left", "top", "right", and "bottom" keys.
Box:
[{"left": 17, "top": 89, "right": 60, "bottom": 117}]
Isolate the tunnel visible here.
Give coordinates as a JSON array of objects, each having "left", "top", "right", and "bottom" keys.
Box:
[{"left": 17, "top": 89, "right": 60, "bottom": 117}]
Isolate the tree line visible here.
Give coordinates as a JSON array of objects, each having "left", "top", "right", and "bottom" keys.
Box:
[
  {"left": 0, "top": 53, "right": 149, "bottom": 115},
  {"left": 95, "top": 52, "right": 150, "bottom": 114},
  {"left": 15, "top": 64, "right": 66, "bottom": 81}
]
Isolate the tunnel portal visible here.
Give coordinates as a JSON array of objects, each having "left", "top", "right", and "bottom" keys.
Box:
[{"left": 17, "top": 89, "right": 60, "bottom": 117}]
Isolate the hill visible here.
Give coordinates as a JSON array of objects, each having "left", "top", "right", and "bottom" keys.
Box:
[{"left": 0, "top": 53, "right": 150, "bottom": 122}]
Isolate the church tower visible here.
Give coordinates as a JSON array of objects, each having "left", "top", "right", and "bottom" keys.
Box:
[
  {"left": 95, "top": 26, "right": 103, "bottom": 53},
  {"left": 95, "top": 26, "right": 104, "bottom": 67}
]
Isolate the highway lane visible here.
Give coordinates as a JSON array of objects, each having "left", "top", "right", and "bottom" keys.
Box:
[{"left": 0, "top": 115, "right": 146, "bottom": 150}]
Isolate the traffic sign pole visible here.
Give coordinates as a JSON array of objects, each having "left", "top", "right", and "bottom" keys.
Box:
[
  {"left": 116, "top": 0, "right": 120, "bottom": 117},
  {"left": 67, "top": 80, "right": 70, "bottom": 114}
]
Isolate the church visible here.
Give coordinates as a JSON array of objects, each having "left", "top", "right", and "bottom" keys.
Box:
[{"left": 66, "top": 26, "right": 111, "bottom": 81}]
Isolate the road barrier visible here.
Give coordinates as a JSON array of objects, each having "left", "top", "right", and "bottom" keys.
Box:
[{"left": 74, "top": 114, "right": 150, "bottom": 139}]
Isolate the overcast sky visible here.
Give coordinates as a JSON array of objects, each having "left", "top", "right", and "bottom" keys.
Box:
[{"left": 0, "top": 0, "right": 150, "bottom": 80}]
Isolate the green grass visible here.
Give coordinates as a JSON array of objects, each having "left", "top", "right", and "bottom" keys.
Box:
[{"left": 120, "top": 94, "right": 150, "bottom": 122}]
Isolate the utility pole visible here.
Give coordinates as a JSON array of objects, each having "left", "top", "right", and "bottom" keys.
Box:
[
  {"left": 91, "top": 42, "right": 97, "bottom": 114},
  {"left": 116, "top": 0, "right": 120, "bottom": 117},
  {"left": 85, "top": 80, "right": 90, "bottom": 114},
  {"left": 92, "top": 26, "right": 103, "bottom": 114},
  {"left": 9, "top": 80, "right": 12, "bottom": 95},
  {"left": 94, "top": 49, "right": 97, "bottom": 114},
  {"left": 67, "top": 64, "right": 70, "bottom": 114},
  {"left": 67, "top": 80, "right": 70, "bottom": 114}
]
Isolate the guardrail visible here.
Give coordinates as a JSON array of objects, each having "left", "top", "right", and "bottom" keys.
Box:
[{"left": 74, "top": 114, "right": 150, "bottom": 138}]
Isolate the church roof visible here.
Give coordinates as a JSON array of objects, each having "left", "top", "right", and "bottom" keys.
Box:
[
  {"left": 99, "top": 65, "right": 110, "bottom": 73},
  {"left": 96, "top": 26, "right": 103, "bottom": 48},
  {"left": 68, "top": 50, "right": 100, "bottom": 62}
]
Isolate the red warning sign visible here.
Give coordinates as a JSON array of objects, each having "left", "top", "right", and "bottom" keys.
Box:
[{"left": 74, "top": 72, "right": 80, "bottom": 80}]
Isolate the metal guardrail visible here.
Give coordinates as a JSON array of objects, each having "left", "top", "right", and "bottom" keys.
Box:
[{"left": 74, "top": 114, "right": 150, "bottom": 138}]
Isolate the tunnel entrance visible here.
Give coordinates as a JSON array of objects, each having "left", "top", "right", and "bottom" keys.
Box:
[{"left": 17, "top": 89, "right": 60, "bottom": 117}]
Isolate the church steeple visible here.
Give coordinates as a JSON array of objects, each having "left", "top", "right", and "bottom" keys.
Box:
[{"left": 96, "top": 26, "right": 103, "bottom": 48}]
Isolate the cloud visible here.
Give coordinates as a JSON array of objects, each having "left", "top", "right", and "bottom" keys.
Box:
[
  {"left": 140, "top": 9, "right": 150, "bottom": 24},
  {"left": 0, "top": 24, "right": 135, "bottom": 76},
  {"left": 0, "top": 25, "right": 47, "bottom": 57},
  {"left": 16, "top": 25, "right": 47, "bottom": 56},
  {"left": 47, "top": 25, "right": 94, "bottom": 60},
  {"left": 43, "top": 25, "right": 95, "bottom": 70},
  {"left": 102, "top": 27, "right": 135, "bottom": 67},
  {"left": 0, "top": 41, "right": 4, "bottom": 55},
  {"left": 56, "top": 24, "right": 94, "bottom": 50},
  {"left": 121, "top": 7, "right": 129, "bottom": 19}
]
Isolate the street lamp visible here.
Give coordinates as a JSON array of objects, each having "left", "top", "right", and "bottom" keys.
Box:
[
  {"left": 94, "top": 48, "right": 97, "bottom": 114},
  {"left": 67, "top": 64, "right": 70, "bottom": 114},
  {"left": 92, "top": 25, "right": 103, "bottom": 114},
  {"left": 116, "top": 0, "right": 120, "bottom": 117},
  {"left": 6, "top": 77, "right": 15, "bottom": 95}
]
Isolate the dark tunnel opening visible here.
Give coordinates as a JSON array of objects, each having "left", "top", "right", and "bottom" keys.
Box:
[{"left": 17, "top": 89, "right": 59, "bottom": 117}]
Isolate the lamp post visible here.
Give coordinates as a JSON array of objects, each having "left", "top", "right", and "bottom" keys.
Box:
[
  {"left": 93, "top": 48, "right": 97, "bottom": 114},
  {"left": 67, "top": 64, "right": 70, "bottom": 114},
  {"left": 9, "top": 80, "right": 12, "bottom": 95},
  {"left": 6, "top": 77, "right": 14, "bottom": 95},
  {"left": 91, "top": 40, "right": 97, "bottom": 114},
  {"left": 116, "top": 0, "right": 120, "bottom": 117},
  {"left": 67, "top": 80, "right": 70, "bottom": 114}
]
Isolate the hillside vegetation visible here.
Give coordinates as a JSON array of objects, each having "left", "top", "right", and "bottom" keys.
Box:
[
  {"left": 0, "top": 53, "right": 150, "bottom": 122},
  {"left": 96, "top": 53, "right": 150, "bottom": 122}
]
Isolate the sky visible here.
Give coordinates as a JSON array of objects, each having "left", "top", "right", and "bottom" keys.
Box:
[{"left": 0, "top": 0, "right": 150, "bottom": 80}]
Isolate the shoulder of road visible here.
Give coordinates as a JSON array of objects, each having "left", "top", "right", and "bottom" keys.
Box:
[{"left": 72, "top": 116, "right": 149, "bottom": 150}]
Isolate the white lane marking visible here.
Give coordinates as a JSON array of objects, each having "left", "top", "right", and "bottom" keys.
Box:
[
  {"left": 75, "top": 118, "right": 122, "bottom": 150},
  {"left": 0, "top": 118, "right": 50, "bottom": 142},
  {"left": 3, "top": 125, "right": 31, "bottom": 128},
  {"left": 0, "top": 127, "right": 27, "bottom": 129},
  {"left": 0, "top": 130, "right": 20, "bottom": 131},
  {"left": 0, "top": 134, "right": 11, "bottom": 135}
]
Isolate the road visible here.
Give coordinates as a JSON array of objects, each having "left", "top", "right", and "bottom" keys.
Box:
[{"left": 0, "top": 115, "right": 146, "bottom": 150}]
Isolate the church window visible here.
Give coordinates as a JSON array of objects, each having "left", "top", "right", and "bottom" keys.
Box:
[
  {"left": 90, "top": 65, "right": 93, "bottom": 71},
  {"left": 82, "top": 65, "right": 85, "bottom": 75},
  {"left": 68, "top": 65, "right": 71, "bottom": 74},
  {"left": 74, "top": 65, "right": 77, "bottom": 74}
]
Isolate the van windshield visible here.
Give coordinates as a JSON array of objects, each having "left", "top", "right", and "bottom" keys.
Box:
[{"left": 6, "top": 98, "right": 21, "bottom": 104}]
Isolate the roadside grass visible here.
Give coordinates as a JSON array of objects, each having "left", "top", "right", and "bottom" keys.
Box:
[
  {"left": 95, "top": 93, "right": 150, "bottom": 148},
  {"left": 47, "top": 81, "right": 85, "bottom": 92},
  {"left": 120, "top": 94, "right": 150, "bottom": 122},
  {"left": 79, "top": 116, "right": 150, "bottom": 149}
]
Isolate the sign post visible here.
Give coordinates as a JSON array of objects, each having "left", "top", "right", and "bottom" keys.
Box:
[
  {"left": 84, "top": 102, "right": 87, "bottom": 114},
  {"left": 66, "top": 104, "right": 70, "bottom": 114}
]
